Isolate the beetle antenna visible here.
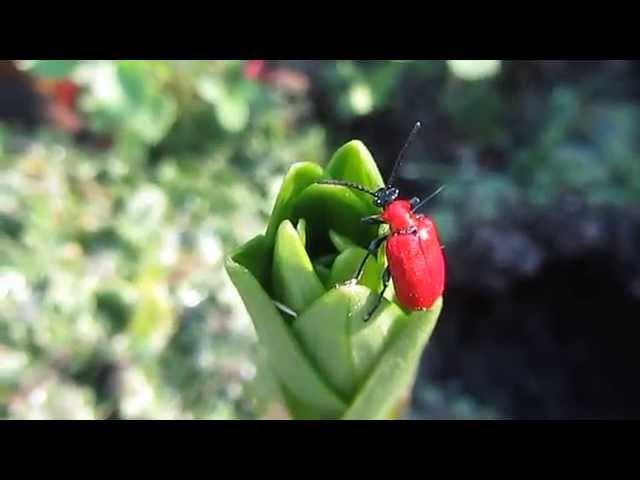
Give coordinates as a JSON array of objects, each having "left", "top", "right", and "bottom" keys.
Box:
[
  {"left": 412, "top": 184, "right": 446, "bottom": 212},
  {"left": 387, "top": 121, "right": 421, "bottom": 187},
  {"left": 315, "top": 179, "right": 377, "bottom": 197}
]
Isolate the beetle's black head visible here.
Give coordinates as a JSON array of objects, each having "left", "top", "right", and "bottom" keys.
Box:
[{"left": 373, "top": 186, "right": 399, "bottom": 208}]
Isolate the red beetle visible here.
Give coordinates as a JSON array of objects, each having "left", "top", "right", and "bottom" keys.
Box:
[{"left": 317, "top": 122, "right": 446, "bottom": 320}]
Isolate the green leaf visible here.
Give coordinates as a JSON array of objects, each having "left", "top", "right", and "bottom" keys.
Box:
[
  {"left": 325, "top": 140, "right": 385, "bottom": 191},
  {"left": 342, "top": 297, "right": 443, "bottom": 419},
  {"left": 329, "top": 229, "right": 357, "bottom": 252},
  {"left": 228, "top": 234, "right": 271, "bottom": 289},
  {"left": 225, "top": 255, "right": 347, "bottom": 418},
  {"left": 313, "top": 254, "right": 336, "bottom": 288},
  {"left": 292, "top": 284, "right": 405, "bottom": 400},
  {"left": 314, "top": 263, "right": 332, "bottom": 287},
  {"left": 265, "top": 162, "right": 324, "bottom": 243},
  {"left": 296, "top": 218, "right": 307, "bottom": 247},
  {"left": 328, "top": 246, "right": 383, "bottom": 293},
  {"left": 272, "top": 220, "right": 325, "bottom": 314},
  {"left": 315, "top": 254, "right": 337, "bottom": 268},
  {"left": 291, "top": 183, "right": 380, "bottom": 255}
]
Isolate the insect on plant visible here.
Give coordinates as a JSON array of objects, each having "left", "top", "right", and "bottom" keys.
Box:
[{"left": 317, "top": 121, "right": 446, "bottom": 321}]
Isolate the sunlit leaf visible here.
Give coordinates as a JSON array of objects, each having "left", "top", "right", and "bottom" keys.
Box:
[
  {"left": 272, "top": 220, "right": 325, "bottom": 313},
  {"left": 225, "top": 255, "right": 347, "bottom": 418}
]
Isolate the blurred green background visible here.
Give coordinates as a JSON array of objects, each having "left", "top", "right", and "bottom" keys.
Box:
[{"left": 2, "top": 60, "right": 640, "bottom": 419}]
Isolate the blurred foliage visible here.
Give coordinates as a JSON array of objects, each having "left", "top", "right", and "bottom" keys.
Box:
[
  {"left": 2, "top": 60, "right": 640, "bottom": 419},
  {"left": 1, "top": 60, "right": 325, "bottom": 419}
]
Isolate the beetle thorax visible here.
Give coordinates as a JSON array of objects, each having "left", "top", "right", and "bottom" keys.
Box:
[{"left": 381, "top": 200, "right": 416, "bottom": 233}]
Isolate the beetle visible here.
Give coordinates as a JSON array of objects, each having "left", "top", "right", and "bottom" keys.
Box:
[{"left": 317, "top": 121, "right": 446, "bottom": 321}]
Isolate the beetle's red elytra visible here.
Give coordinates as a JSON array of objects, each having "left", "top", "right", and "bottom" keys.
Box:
[
  {"left": 317, "top": 121, "right": 446, "bottom": 320},
  {"left": 384, "top": 210, "right": 445, "bottom": 311}
]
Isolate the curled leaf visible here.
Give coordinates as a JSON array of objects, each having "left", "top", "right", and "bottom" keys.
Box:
[
  {"left": 328, "top": 246, "right": 383, "bottom": 293},
  {"left": 292, "top": 285, "right": 405, "bottom": 400},
  {"left": 272, "top": 220, "right": 325, "bottom": 314},
  {"left": 226, "top": 253, "right": 347, "bottom": 419}
]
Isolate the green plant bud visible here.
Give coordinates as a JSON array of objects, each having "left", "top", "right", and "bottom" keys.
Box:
[{"left": 225, "top": 139, "right": 444, "bottom": 419}]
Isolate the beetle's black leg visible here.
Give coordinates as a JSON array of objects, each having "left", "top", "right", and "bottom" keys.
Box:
[
  {"left": 409, "top": 197, "right": 420, "bottom": 208},
  {"left": 364, "top": 267, "right": 391, "bottom": 322},
  {"left": 362, "top": 215, "right": 384, "bottom": 225},
  {"left": 353, "top": 235, "right": 388, "bottom": 282}
]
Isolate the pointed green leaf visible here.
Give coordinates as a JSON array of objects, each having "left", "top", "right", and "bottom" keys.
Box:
[
  {"left": 278, "top": 382, "right": 329, "bottom": 420},
  {"left": 329, "top": 229, "right": 358, "bottom": 253},
  {"left": 225, "top": 255, "right": 347, "bottom": 418},
  {"left": 292, "top": 284, "right": 405, "bottom": 400},
  {"left": 316, "top": 254, "right": 337, "bottom": 267},
  {"left": 291, "top": 184, "right": 380, "bottom": 255},
  {"left": 296, "top": 218, "right": 307, "bottom": 247},
  {"left": 272, "top": 220, "right": 325, "bottom": 313},
  {"left": 328, "top": 246, "right": 383, "bottom": 293},
  {"left": 325, "top": 140, "right": 385, "bottom": 191},
  {"left": 350, "top": 298, "right": 408, "bottom": 391},
  {"left": 342, "top": 297, "right": 443, "bottom": 419},
  {"left": 228, "top": 234, "right": 271, "bottom": 289},
  {"left": 266, "top": 162, "right": 324, "bottom": 243},
  {"left": 314, "top": 263, "right": 331, "bottom": 287}
]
